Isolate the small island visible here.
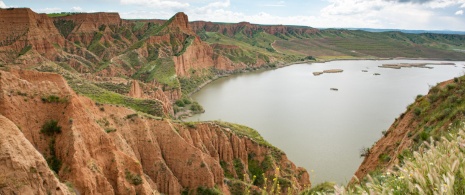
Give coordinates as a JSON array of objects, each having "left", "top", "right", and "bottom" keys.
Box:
[
  {"left": 379, "top": 62, "right": 455, "bottom": 69},
  {"left": 313, "top": 69, "right": 344, "bottom": 76}
]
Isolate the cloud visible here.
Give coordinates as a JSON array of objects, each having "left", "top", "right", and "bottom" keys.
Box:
[
  {"left": 192, "top": 0, "right": 230, "bottom": 14},
  {"left": 0, "top": 1, "right": 7, "bottom": 8},
  {"left": 456, "top": 10, "right": 464, "bottom": 14},
  {"left": 121, "top": 0, "right": 465, "bottom": 31},
  {"left": 120, "top": 0, "right": 189, "bottom": 9},
  {"left": 71, "top": 6, "right": 83, "bottom": 12}
]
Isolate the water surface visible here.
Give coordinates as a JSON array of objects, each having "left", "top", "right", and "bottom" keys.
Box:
[{"left": 187, "top": 60, "right": 465, "bottom": 184}]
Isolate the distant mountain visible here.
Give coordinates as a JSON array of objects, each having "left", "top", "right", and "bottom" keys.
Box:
[{"left": 343, "top": 28, "right": 465, "bottom": 35}]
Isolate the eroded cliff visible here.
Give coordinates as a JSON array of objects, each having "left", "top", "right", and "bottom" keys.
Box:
[
  {"left": 0, "top": 68, "right": 310, "bottom": 194},
  {"left": 353, "top": 77, "right": 465, "bottom": 183}
]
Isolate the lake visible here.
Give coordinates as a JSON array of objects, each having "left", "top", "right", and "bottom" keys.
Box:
[{"left": 186, "top": 60, "right": 465, "bottom": 185}]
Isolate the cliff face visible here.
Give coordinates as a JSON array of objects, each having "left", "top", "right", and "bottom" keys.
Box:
[
  {"left": 0, "top": 68, "right": 310, "bottom": 194},
  {"left": 0, "top": 8, "right": 65, "bottom": 63},
  {"left": 0, "top": 115, "right": 71, "bottom": 195}
]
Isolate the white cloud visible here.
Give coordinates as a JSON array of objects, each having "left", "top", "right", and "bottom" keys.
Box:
[
  {"left": 192, "top": 0, "right": 230, "bottom": 14},
  {"left": 120, "top": 0, "right": 189, "bottom": 9},
  {"left": 0, "top": 1, "right": 8, "bottom": 8},
  {"left": 424, "top": 0, "right": 465, "bottom": 8},
  {"left": 120, "top": 0, "right": 465, "bottom": 31},
  {"left": 456, "top": 10, "right": 464, "bottom": 14},
  {"left": 71, "top": 6, "right": 83, "bottom": 12}
]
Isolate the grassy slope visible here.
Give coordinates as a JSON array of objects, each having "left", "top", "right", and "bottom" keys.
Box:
[{"left": 274, "top": 30, "right": 465, "bottom": 60}]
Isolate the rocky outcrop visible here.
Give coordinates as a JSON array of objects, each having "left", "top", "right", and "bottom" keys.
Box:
[
  {"left": 0, "top": 115, "right": 71, "bottom": 195},
  {"left": 0, "top": 68, "right": 309, "bottom": 194},
  {"left": 0, "top": 8, "right": 65, "bottom": 63},
  {"left": 55, "top": 12, "right": 123, "bottom": 34},
  {"left": 173, "top": 37, "right": 215, "bottom": 76}
]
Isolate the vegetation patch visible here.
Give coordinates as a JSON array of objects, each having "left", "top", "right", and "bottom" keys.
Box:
[
  {"left": 41, "top": 95, "right": 68, "bottom": 103},
  {"left": 18, "top": 45, "right": 32, "bottom": 56},
  {"left": 40, "top": 120, "right": 62, "bottom": 173},
  {"left": 196, "top": 186, "right": 222, "bottom": 195},
  {"left": 215, "top": 121, "right": 281, "bottom": 151},
  {"left": 47, "top": 138, "right": 62, "bottom": 173},
  {"left": 337, "top": 127, "right": 465, "bottom": 194},
  {"left": 53, "top": 20, "right": 76, "bottom": 38},
  {"left": 125, "top": 170, "right": 143, "bottom": 185},
  {"left": 94, "top": 82, "right": 131, "bottom": 94},
  {"left": 40, "top": 120, "right": 62, "bottom": 136},
  {"left": 63, "top": 73, "right": 164, "bottom": 117}
]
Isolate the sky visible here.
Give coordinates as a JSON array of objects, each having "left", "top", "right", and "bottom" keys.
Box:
[{"left": 1, "top": 0, "right": 465, "bottom": 31}]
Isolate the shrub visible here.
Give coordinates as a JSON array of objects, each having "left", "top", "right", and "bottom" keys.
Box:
[
  {"left": 301, "top": 182, "right": 336, "bottom": 194},
  {"left": 47, "top": 138, "right": 61, "bottom": 173},
  {"left": 125, "top": 170, "right": 143, "bottom": 185},
  {"left": 190, "top": 101, "right": 204, "bottom": 112},
  {"left": 196, "top": 186, "right": 222, "bottom": 195},
  {"left": 378, "top": 153, "right": 391, "bottom": 162},
  {"left": 414, "top": 107, "right": 422, "bottom": 116},
  {"left": 40, "top": 120, "right": 62, "bottom": 136},
  {"left": 359, "top": 147, "right": 370, "bottom": 157},
  {"left": 175, "top": 99, "right": 185, "bottom": 107}
]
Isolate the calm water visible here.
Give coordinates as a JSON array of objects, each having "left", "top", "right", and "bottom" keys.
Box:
[{"left": 186, "top": 60, "right": 465, "bottom": 185}]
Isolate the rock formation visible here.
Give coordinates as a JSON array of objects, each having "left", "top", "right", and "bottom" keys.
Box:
[{"left": 0, "top": 68, "right": 310, "bottom": 194}]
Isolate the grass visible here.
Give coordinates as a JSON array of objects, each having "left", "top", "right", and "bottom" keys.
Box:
[
  {"left": 273, "top": 29, "right": 465, "bottom": 60},
  {"left": 18, "top": 45, "right": 32, "bottom": 56},
  {"left": 335, "top": 126, "right": 465, "bottom": 194},
  {"left": 61, "top": 71, "right": 165, "bottom": 117},
  {"left": 53, "top": 19, "right": 76, "bottom": 38},
  {"left": 214, "top": 121, "right": 280, "bottom": 150},
  {"left": 94, "top": 82, "right": 131, "bottom": 94},
  {"left": 133, "top": 58, "right": 179, "bottom": 89}
]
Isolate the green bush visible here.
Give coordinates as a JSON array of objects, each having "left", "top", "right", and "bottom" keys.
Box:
[
  {"left": 414, "top": 107, "right": 422, "bottom": 116},
  {"left": 40, "top": 120, "right": 62, "bottom": 136},
  {"left": 378, "top": 153, "right": 391, "bottom": 163},
  {"left": 175, "top": 99, "right": 185, "bottom": 107},
  {"left": 47, "top": 138, "right": 61, "bottom": 173},
  {"left": 196, "top": 186, "right": 222, "bottom": 195},
  {"left": 125, "top": 170, "right": 143, "bottom": 185},
  {"left": 190, "top": 101, "right": 204, "bottom": 112}
]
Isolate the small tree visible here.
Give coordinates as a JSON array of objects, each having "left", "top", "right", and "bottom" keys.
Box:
[{"left": 40, "top": 120, "right": 62, "bottom": 136}]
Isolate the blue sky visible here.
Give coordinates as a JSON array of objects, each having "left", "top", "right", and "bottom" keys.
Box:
[{"left": 2, "top": 0, "right": 465, "bottom": 30}]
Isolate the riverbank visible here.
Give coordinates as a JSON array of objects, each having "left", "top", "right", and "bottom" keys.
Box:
[
  {"left": 185, "top": 56, "right": 464, "bottom": 101},
  {"left": 183, "top": 59, "right": 465, "bottom": 184}
]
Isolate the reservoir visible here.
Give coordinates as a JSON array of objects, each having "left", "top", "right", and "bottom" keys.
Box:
[{"left": 186, "top": 60, "right": 465, "bottom": 184}]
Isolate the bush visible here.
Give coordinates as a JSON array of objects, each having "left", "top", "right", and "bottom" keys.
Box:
[
  {"left": 47, "top": 138, "right": 61, "bottom": 173},
  {"left": 378, "top": 153, "right": 391, "bottom": 162},
  {"left": 190, "top": 101, "right": 204, "bottom": 112},
  {"left": 41, "top": 95, "right": 67, "bottom": 103},
  {"left": 40, "top": 120, "right": 62, "bottom": 136},
  {"left": 360, "top": 147, "right": 370, "bottom": 157},
  {"left": 175, "top": 99, "right": 185, "bottom": 107},
  {"left": 125, "top": 170, "right": 143, "bottom": 185},
  {"left": 414, "top": 107, "right": 422, "bottom": 116}
]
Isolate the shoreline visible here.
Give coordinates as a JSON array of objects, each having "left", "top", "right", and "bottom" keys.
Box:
[{"left": 187, "top": 57, "right": 461, "bottom": 98}]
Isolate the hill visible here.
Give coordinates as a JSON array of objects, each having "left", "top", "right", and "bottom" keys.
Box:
[{"left": 1, "top": 7, "right": 465, "bottom": 194}]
